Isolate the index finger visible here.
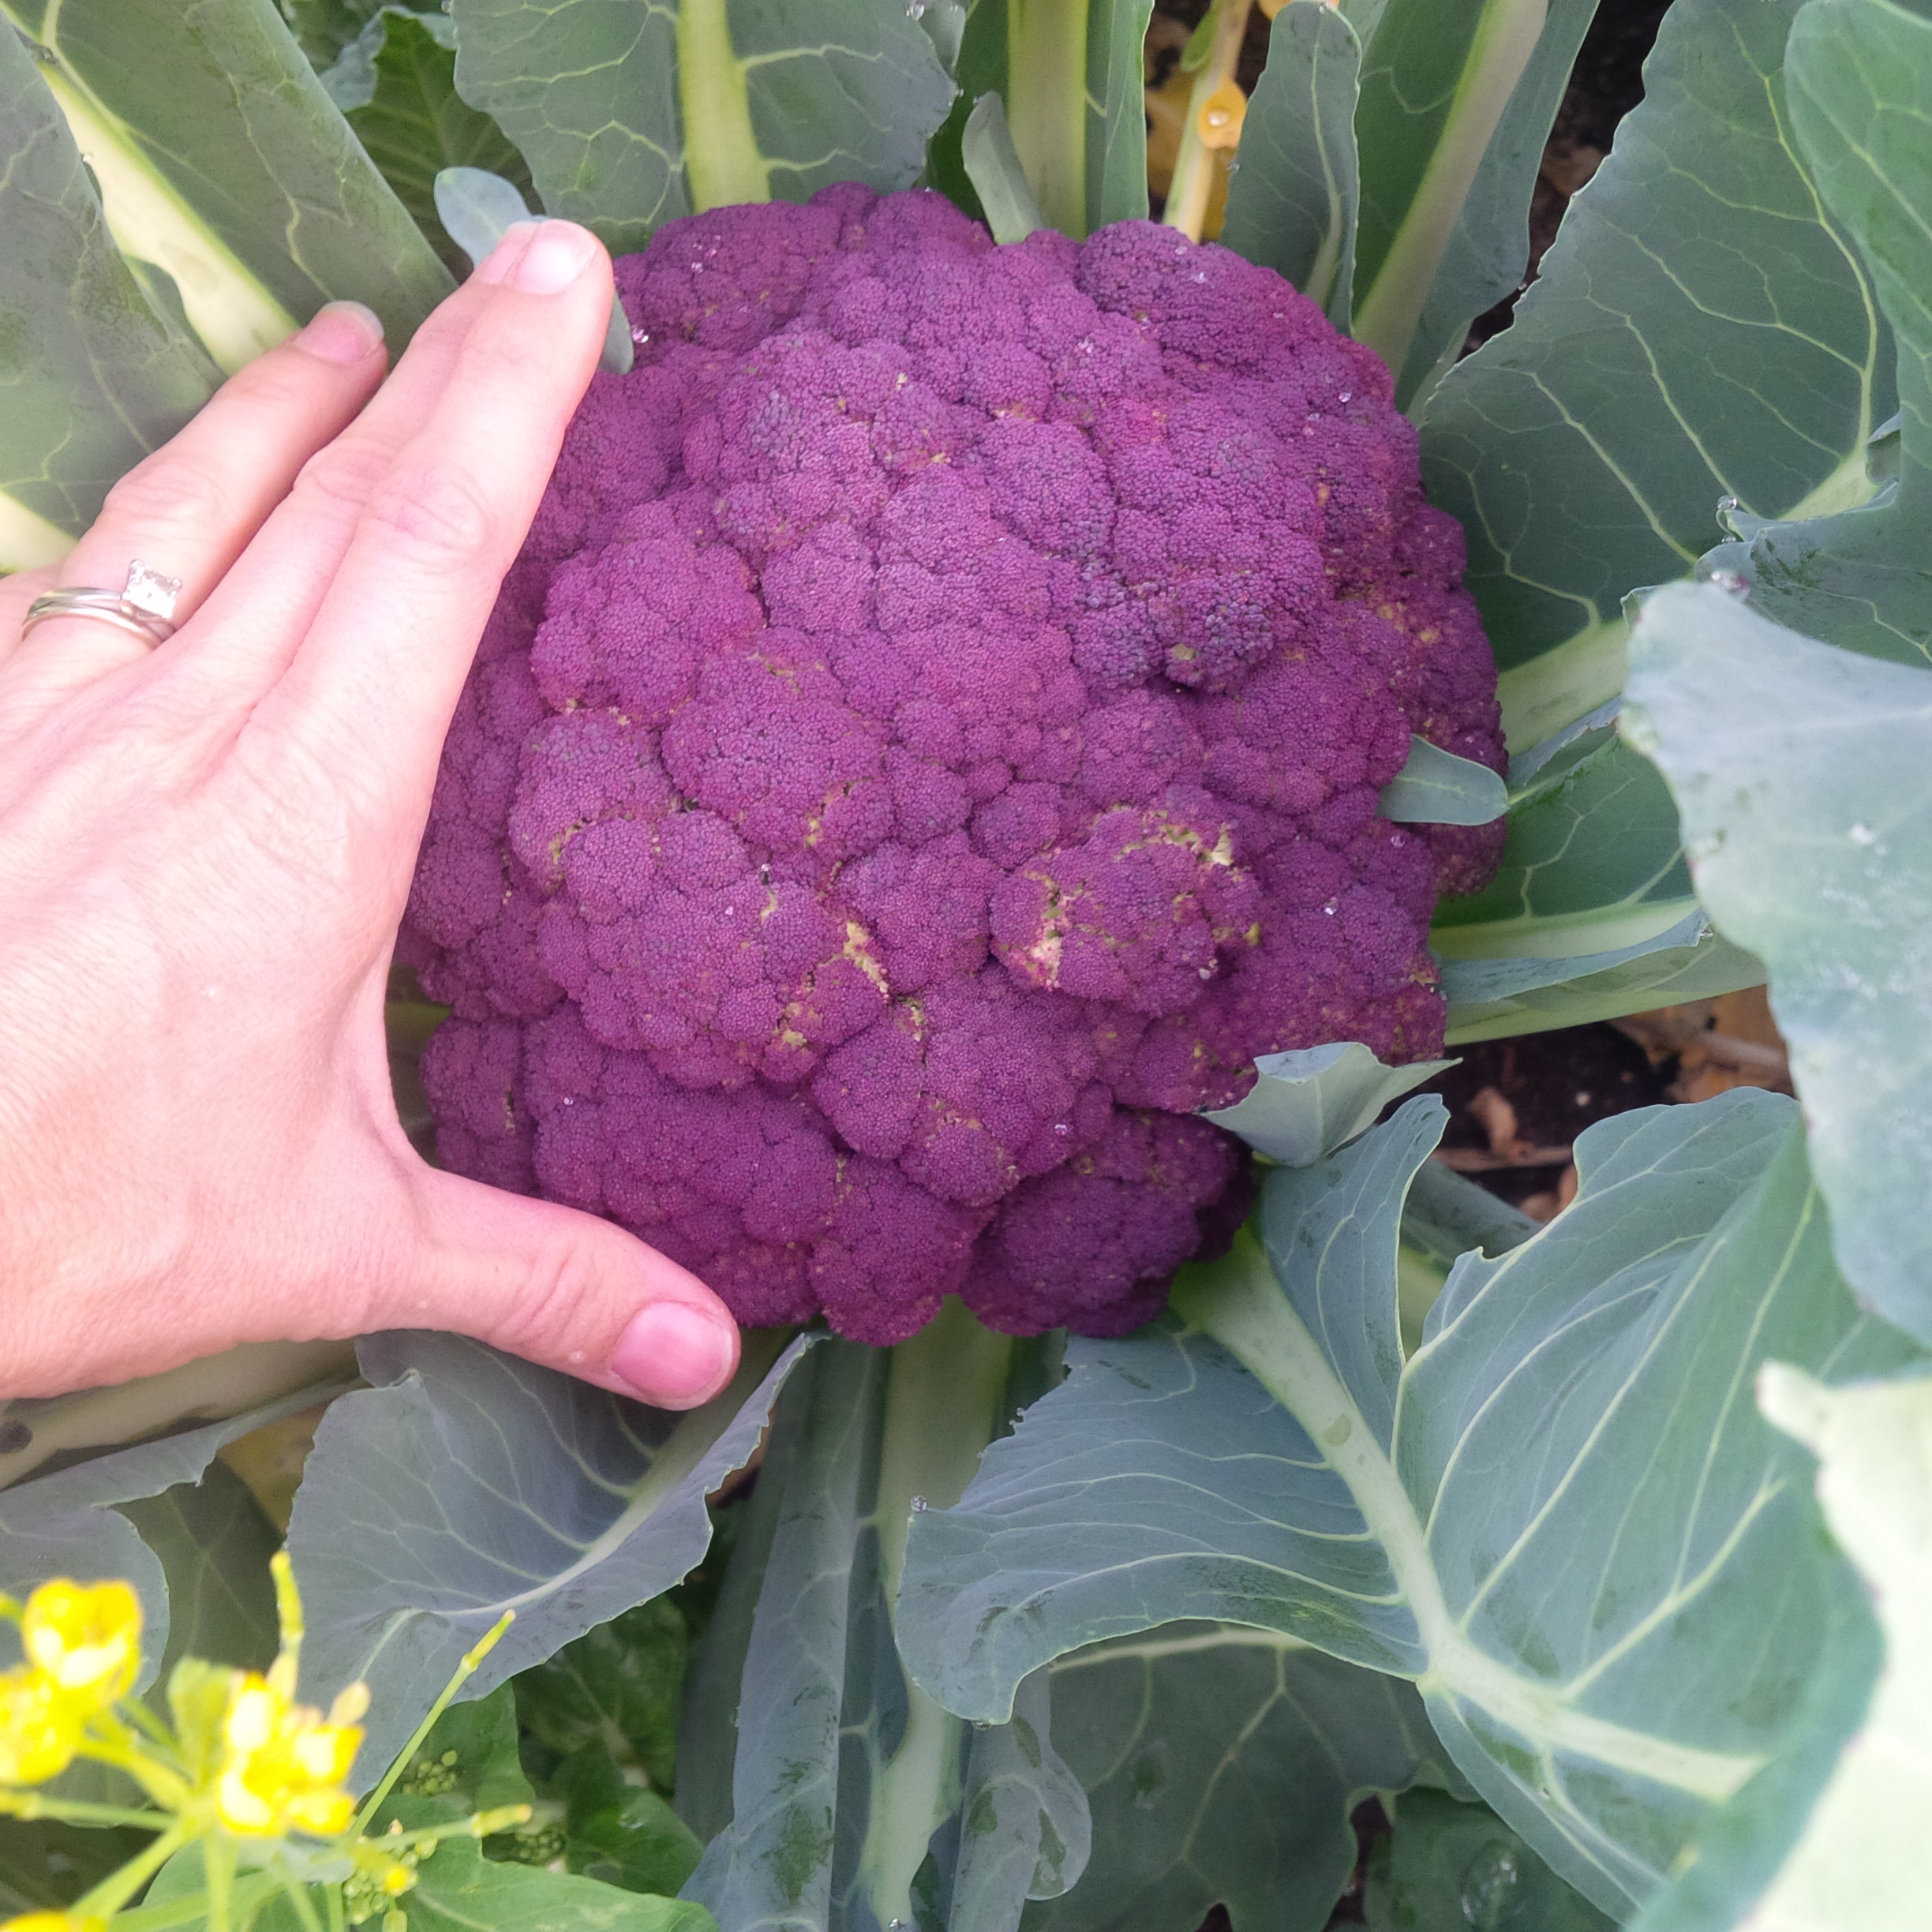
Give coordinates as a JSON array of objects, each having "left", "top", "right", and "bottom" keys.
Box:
[{"left": 253, "top": 222, "right": 614, "bottom": 807}]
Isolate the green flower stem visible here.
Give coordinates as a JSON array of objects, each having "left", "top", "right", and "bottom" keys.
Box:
[
  {"left": 677, "top": 0, "right": 770, "bottom": 212},
  {"left": 0, "top": 1793, "right": 174, "bottom": 1830},
  {"left": 73, "top": 1818, "right": 191, "bottom": 1919},
  {"left": 1006, "top": 0, "right": 1091, "bottom": 238},
  {"left": 1350, "top": 0, "right": 1547, "bottom": 378},
  {"left": 351, "top": 1612, "right": 514, "bottom": 1833},
  {"left": 205, "top": 1831, "right": 237, "bottom": 1932},
  {"left": 857, "top": 1300, "right": 1016, "bottom": 1928},
  {"left": 275, "top": 1858, "right": 326, "bottom": 1932},
  {"left": 1159, "top": 0, "right": 1254, "bottom": 243}
]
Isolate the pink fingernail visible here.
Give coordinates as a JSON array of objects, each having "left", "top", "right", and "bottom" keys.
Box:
[
  {"left": 474, "top": 219, "right": 541, "bottom": 286},
  {"left": 609, "top": 1304, "right": 739, "bottom": 1409},
  {"left": 294, "top": 301, "right": 384, "bottom": 364},
  {"left": 509, "top": 221, "right": 600, "bottom": 295}
]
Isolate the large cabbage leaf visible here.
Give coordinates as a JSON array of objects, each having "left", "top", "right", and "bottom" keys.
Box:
[
  {"left": 898, "top": 1092, "right": 1923, "bottom": 1919},
  {"left": 447, "top": 0, "right": 957, "bottom": 255},
  {"left": 286, "top": 1330, "right": 811, "bottom": 1783},
  {"left": 1029, "top": 1627, "right": 1456, "bottom": 1932},
  {"left": 1421, "top": 0, "right": 1894, "bottom": 748}
]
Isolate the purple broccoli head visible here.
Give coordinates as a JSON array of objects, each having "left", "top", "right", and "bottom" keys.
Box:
[{"left": 404, "top": 186, "right": 1504, "bottom": 1346}]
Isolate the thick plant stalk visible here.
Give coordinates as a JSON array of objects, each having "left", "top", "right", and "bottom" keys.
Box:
[
  {"left": 1160, "top": 0, "right": 1256, "bottom": 242},
  {"left": 856, "top": 1300, "right": 1015, "bottom": 1927},
  {"left": 1006, "top": 0, "right": 1091, "bottom": 238},
  {"left": 677, "top": 0, "right": 770, "bottom": 211},
  {"left": 25, "top": 62, "right": 294, "bottom": 371},
  {"left": 1350, "top": 0, "right": 1548, "bottom": 378}
]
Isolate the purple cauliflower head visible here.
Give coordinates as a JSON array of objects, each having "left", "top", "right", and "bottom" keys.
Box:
[{"left": 403, "top": 185, "right": 1504, "bottom": 1346}]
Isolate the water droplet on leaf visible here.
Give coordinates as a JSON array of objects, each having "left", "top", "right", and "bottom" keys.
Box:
[{"left": 1458, "top": 1840, "right": 1522, "bottom": 1929}]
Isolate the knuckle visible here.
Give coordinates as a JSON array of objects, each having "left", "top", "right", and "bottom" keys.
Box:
[
  {"left": 360, "top": 459, "right": 502, "bottom": 574},
  {"left": 100, "top": 449, "right": 234, "bottom": 541},
  {"left": 290, "top": 438, "right": 391, "bottom": 518},
  {"left": 496, "top": 1226, "right": 614, "bottom": 1357}
]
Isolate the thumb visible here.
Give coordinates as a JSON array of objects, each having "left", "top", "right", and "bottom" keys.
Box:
[{"left": 399, "top": 1168, "right": 742, "bottom": 1408}]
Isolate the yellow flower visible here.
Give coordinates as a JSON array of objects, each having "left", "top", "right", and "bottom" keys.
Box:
[
  {"left": 215, "top": 1671, "right": 365, "bottom": 1838},
  {"left": 0, "top": 1668, "right": 81, "bottom": 1786},
  {"left": 2, "top": 1915, "right": 107, "bottom": 1931},
  {"left": 20, "top": 1581, "right": 142, "bottom": 1709}
]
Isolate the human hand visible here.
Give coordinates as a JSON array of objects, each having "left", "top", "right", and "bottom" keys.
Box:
[{"left": 0, "top": 222, "right": 741, "bottom": 1409}]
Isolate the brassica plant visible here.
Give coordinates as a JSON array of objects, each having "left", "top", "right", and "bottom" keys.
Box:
[{"left": 3, "top": 2, "right": 1930, "bottom": 1929}]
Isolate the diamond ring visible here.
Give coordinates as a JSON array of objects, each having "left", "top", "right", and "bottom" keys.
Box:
[{"left": 21, "top": 561, "right": 184, "bottom": 649}]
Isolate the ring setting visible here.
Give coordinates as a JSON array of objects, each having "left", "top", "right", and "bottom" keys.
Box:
[{"left": 22, "top": 560, "right": 183, "bottom": 648}]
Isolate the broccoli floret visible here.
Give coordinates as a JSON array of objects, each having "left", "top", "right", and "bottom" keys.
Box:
[{"left": 403, "top": 185, "right": 1504, "bottom": 1345}]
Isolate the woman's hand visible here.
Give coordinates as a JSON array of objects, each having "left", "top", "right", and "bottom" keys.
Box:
[{"left": 0, "top": 223, "right": 741, "bottom": 1409}]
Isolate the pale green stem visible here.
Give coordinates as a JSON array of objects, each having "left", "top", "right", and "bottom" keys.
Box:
[
  {"left": 0, "top": 1793, "right": 173, "bottom": 1830},
  {"left": 1159, "top": 0, "right": 1255, "bottom": 243},
  {"left": 857, "top": 1300, "right": 1015, "bottom": 1929},
  {"left": 32, "top": 66, "right": 294, "bottom": 371},
  {"left": 677, "top": 0, "right": 771, "bottom": 211},
  {"left": 206, "top": 1829, "right": 235, "bottom": 1932},
  {"left": 1351, "top": 0, "right": 1546, "bottom": 380},
  {"left": 1005, "top": 0, "right": 1091, "bottom": 238},
  {"left": 351, "top": 1612, "right": 513, "bottom": 1833},
  {"left": 275, "top": 1856, "right": 327, "bottom": 1932}
]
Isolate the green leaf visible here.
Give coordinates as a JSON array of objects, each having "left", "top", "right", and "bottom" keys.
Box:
[
  {"left": 1365, "top": 1790, "right": 1615, "bottom": 1930},
  {"left": 0, "top": 1373, "right": 351, "bottom": 1687},
  {"left": 687, "top": 1317, "right": 1088, "bottom": 1932},
  {"left": 515, "top": 1597, "right": 688, "bottom": 1794},
  {"left": 1421, "top": 0, "right": 1896, "bottom": 747},
  {"left": 395, "top": 1818, "right": 717, "bottom": 1932},
  {"left": 1202, "top": 1043, "right": 1454, "bottom": 1167},
  {"left": 959, "top": 0, "right": 1151, "bottom": 242},
  {"left": 1084, "top": 0, "right": 1155, "bottom": 234},
  {"left": 546, "top": 1749, "right": 704, "bottom": 1898},
  {"left": 1639, "top": 1365, "right": 1932, "bottom": 1932},
  {"left": 1030, "top": 1627, "right": 1458, "bottom": 1932},
  {"left": 1218, "top": 0, "right": 1363, "bottom": 325},
  {"left": 1427, "top": 724, "right": 1709, "bottom": 1013},
  {"left": 278, "top": 0, "right": 384, "bottom": 69},
  {"left": 447, "top": 0, "right": 955, "bottom": 256},
  {"left": 0, "top": 24, "right": 215, "bottom": 563},
  {"left": 286, "top": 1331, "right": 812, "bottom": 1785},
  {"left": 1380, "top": 736, "right": 1507, "bottom": 826},
  {"left": 961, "top": 91, "right": 1045, "bottom": 243},
  {"left": 115, "top": 1460, "right": 282, "bottom": 1678},
  {"left": 1440, "top": 919, "right": 1766, "bottom": 1046},
  {"left": 1623, "top": 583, "right": 1932, "bottom": 1347},
  {"left": 900, "top": 1094, "right": 1923, "bottom": 1916},
  {"left": 1, "top": 0, "right": 452, "bottom": 368},
  {"left": 389, "top": 1683, "right": 537, "bottom": 1818},
  {"left": 322, "top": 6, "right": 534, "bottom": 277},
  {"left": 430, "top": 166, "right": 634, "bottom": 373},
  {"left": 1694, "top": 0, "right": 1932, "bottom": 669},
  {"left": 1349, "top": 0, "right": 1598, "bottom": 402}
]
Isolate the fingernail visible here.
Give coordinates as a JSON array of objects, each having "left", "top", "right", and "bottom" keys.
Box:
[
  {"left": 509, "top": 220, "right": 600, "bottom": 295},
  {"left": 609, "top": 1303, "right": 739, "bottom": 1409},
  {"left": 294, "top": 301, "right": 384, "bottom": 364},
  {"left": 474, "top": 219, "right": 541, "bottom": 286}
]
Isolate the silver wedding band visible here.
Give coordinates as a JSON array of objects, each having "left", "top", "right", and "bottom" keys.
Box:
[{"left": 21, "top": 560, "right": 184, "bottom": 649}]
